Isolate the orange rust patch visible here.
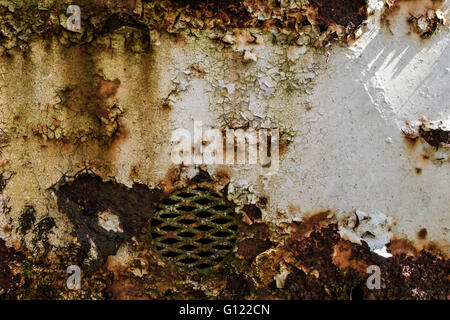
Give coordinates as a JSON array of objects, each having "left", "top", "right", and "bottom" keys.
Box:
[
  {"left": 403, "top": 135, "right": 419, "bottom": 151},
  {"left": 213, "top": 165, "right": 232, "bottom": 185},
  {"left": 288, "top": 204, "right": 300, "bottom": 215},
  {"left": 106, "top": 126, "right": 129, "bottom": 159},
  {"left": 159, "top": 166, "right": 181, "bottom": 194},
  {"left": 279, "top": 138, "right": 290, "bottom": 157},
  {"left": 332, "top": 240, "right": 369, "bottom": 274},
  {"left": 96, "top": 77, "right": 121, "bottom": 100},
  {"left": 129, "top": 165, "right": 140, "bottom": 181},
  {"left": 60, "top": 74, "right": 121, "bottom": 119},
  {"left": 288, "top": 211, "right": 331, "bottom": 242},
  {"left": 0, "top": 160, "right": 10, "bottom": 169},
  {"left": 189, "top": 64, "right": 206, "bottom": 77},
  {"left": 389, "top": 238, "right": 419, "bottom": 258},
  {"left": 421, "top": 153, "right": 431, "bottom": 160}
]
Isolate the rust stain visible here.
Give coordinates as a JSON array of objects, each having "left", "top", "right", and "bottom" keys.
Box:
[
  {"left": 237, "top": 238, "right": 273, "bottom": 261},
  {"left": 389, "top": 238, "right": 419, "bottom": 258},
  {"left": 0, "top": 239, "right": 26, "bottom": 299},
  {"left": 403, "top": 134, "right": 419, "bottom": 151},
  {"left": 171, "top": 0, "right": 252, "bottom": 28},
  {"left": 159, "top": 166, "right": 181, "bottom": 194},
  {"left": 106, "top": 125, "right": 129, "bottom": 159},
  {"left": 287, "top": 210, "right": 331, "bottom": 243},
  {"left": 212, "top": 165, "right": 232, "bottom": 185},
  {"left": 421, "top": 153, "right": 431, "bottom": 160},
  {"left": 332, "top": 240, "right": 369, "bottom": 274},
  {"left": 417, "top": 228, "right": 428, "bottom": 240},
  {"left": 60, "top": 74, "right": 121, "bottom": 119},
  {"left": 308, "top": 0, "right": 368, "bottom": 29},
  {"left": 288, "top": 204, "right": 300, "bottom": 215},
  {"left": 242, "top": 204, "right": 262, "bottom": 221}
]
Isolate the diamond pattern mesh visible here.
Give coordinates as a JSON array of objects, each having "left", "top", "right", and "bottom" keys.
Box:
[{"left": 151, "top": 188, "right": 238, "bottom": 269}]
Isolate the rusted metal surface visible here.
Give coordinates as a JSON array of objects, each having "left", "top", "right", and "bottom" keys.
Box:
[{"left": 1, "top": 205, "right": 448, "bottom": 299}]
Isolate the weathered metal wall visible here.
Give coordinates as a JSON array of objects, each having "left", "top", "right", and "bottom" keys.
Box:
[{"left": 0, "top": 0, "right": 448, "bottom": 299}]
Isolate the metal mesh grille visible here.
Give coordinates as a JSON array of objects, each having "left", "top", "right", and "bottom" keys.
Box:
[{"left": 150, "top": 188, "right": 238, "bottom": 270}]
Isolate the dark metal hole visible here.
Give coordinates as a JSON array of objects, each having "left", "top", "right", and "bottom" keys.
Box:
[
  {"left": 196, "top": 238, "right": 214, "bottom": 244},
  {"left": 178, "top": 219, "right": 196, "bottom": 225},
  {"left": 212, "top": 231, "right": 231, "bottom": 238},
  {"left": 179, "top": 245, "right": 197, "bottom": 251},
  {"left": 214, "top": 257, "right": 224, "bottom": 263},
  {"left": 179, "top": 244, "right": 197, "bottom": 251},
  {"left": 196, "top": 211, "right": 214, "bottom": 218},
  {"left": 162, "top": 198, "right": 179, "bottom": 205},
  {"left": 151, "top": 219, "right": 163, "bottom": 226},
  {"left": 195, "top": 198, "right": 213, "bottom": 205},
  {"left": 196, "top": 263, "right": 212, "bottom": 269},
  {"left": 151, "top": 232, "right": 162, "bottom": 239},
  {"left": 195, "top": 225, "right": 214, "bottom": 231},
  {"left": 178, "top": 231, "right": 196, "bottom": 238},
  {"left": 160, "top": 225, "right": 179, "bottom": 232},
  {"left": 212, "top": 244, "right": 232, "bottom": 250},
  {"left": 162, "top": 251, "right": 181, "bottom": 258},
  {"left": 212, "top": 205, "right": 230, "bottom": 211},
  {"left": 160, "top": 213, "right": 179, "bottom": 219},
  {"left": 177, "top": 205, "right": 196, "bottom": 212},
  {"left": 177, "top": 192, "right": 196, "bottom": 198},
  {"left": 179, "top": 258, "right": 198, "bottom": 264},
  {"left": 212, "top": 218, "right": 230, "bottom": 224},
  {"left": 228, "top": 225, "right": 238, "bottom": 231},
  {"left": 197, "top": 251, "right": 214, "bottom": 257},
  {"left": 161, "top": 238, "right": 180, "bottom": 245}
]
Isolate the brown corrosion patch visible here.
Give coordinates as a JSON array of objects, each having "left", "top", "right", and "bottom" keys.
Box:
[
  {"left": 237, "top": 238, "right": 273, "bottom": 261},
  {"left": 403, "top": 120, "right": 449, "bottom": 150},
  {"left": 332, "top": 240, "right": 369, "bottom": 273},
  {"left": 418, "top": 228, "right": 428, "bottom": 240},
  {"left": 388, "top": 238, "right": 419, "bottom": 257},
  {"left": 59, "top": 75, "right": 120, "bottom": 119},
  {"left": 242, "top": 204, "right": 262, "bottom": 221},
  {"left": 170, "top": 0, "right": 252, "bottom": 28},
  {"left": 1, "top": 205, "right": 449, "bottom": 300},
  {"left": 287, "top": 210, "right": 330, "bottom": 242},
  {"left": 419, "top": 124, "right": 450, "bottom": 148},
  {"left": 308, "top": 0, "right": 368, "bottom": 29},
  {"left": 54, "top": 172, "right": 163, "bottom": 264},
  {"left": 0, "top": 239, "right": 25, "bottom": 299}
]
